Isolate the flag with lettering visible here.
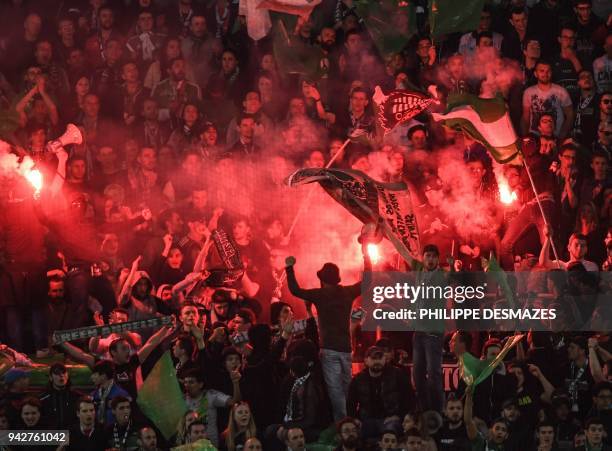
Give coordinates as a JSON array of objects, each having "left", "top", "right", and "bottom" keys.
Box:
[
  {"left": 287, "top": 168, "right": 421, "bottom": 261},
  {"left": 206, "top": 229, "right": 245, "bottom": 286},
  {"left": 372, "top": 85, "right": 438, "bottom": 133}
]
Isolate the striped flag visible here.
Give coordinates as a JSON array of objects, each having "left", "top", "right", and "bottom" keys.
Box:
[
  {"left": 431, "top": 93, "right": 521, "bottom": 165},
  {"left": 372, "top": 85, "right": 437, "bottom": 133}
]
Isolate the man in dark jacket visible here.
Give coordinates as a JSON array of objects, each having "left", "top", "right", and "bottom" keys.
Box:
[
  {"left": 39, "top": 363, "right": 82, "bottom": 429},
  {"left": 242, "top": 324, "right": 288, "bottom": 431},
  {"left": 66, "top": 396, "right": 106, "bottom": 451},
  {"left": 273, "top": 355, "right": 330, "bottom": 444},
  {"left": 285, "top": 242, "right": 371, "bottom": 422},
  {"left": 346, "top": 346, "right": 411, "bottom": 439}
]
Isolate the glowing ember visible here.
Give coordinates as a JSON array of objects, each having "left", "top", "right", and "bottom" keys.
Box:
[
  {"left": 25, "top": 169, "right": 43, "bottom": 194},
  {"left": 367, "top": 243, "right": 380, "bottom": 263},
  {"left": 499, "top": 182, "right": 517, "bottom": 205}
]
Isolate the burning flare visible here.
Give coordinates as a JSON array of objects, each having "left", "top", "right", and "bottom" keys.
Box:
[
  {"left": 367, "top": 243, "right": 380, "bottom": 264},
  {"left": 25, "top": 169, "right": 43, "bottom": 195},
  {"left": 499, "top": 181, "right": 517, "bottom": 205}
]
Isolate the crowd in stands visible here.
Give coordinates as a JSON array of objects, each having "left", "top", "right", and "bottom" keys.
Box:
[{"left": 0, "top": 0, "right": 611, "bottom": 450}]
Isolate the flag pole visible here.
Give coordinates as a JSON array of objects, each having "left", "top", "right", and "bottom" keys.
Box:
[
  {"left": 285, "top": 137, "right": 352, "bottom": 240},
  {"left": 521, "top": 156, "right": 561, "bottom": 267},
  {"left": 278, "top": 19, "right": 291, "bottom": 46}
]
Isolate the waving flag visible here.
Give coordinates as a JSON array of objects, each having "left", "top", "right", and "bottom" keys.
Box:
[
  {"left": 355, "top": 0, "right": 416, "bottom": 56},
  {"left": 482, "top": 254, "right": 517, "bottom": 309},
  {"left": 137, "top": 352, "right": 187, "bottom": 439},
  {"left": 373, "top": 85, "right": 438, "bottom": 133},
  {"left": 273, "top": 20, "right": 324, "bottom": 76},
  {"left": 460, "top": 334, "right": 523, "bottom": 387},
  {"left": 429, "top": 0, "right": 486, "bottom": 37},
  {"left": 431, "top": 93, "right": 521, "bottom": 164},
  {"left": 287, "top": 168, "right": 420, "bottom": 261},
  {"left": 207, "top": 229, "right": 245, "bottom": 286}
]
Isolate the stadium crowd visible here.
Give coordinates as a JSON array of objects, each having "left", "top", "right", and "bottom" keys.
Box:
[{"left": 0, "top": 0, "right": 611, "bottom": 449}]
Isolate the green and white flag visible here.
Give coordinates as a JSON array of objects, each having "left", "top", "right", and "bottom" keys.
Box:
[
  {"left": 431, "top": 93, "right": 521, "bottom": 165},
  {"left": 429, "top": 0, "right": 486, "bottom": 37}
]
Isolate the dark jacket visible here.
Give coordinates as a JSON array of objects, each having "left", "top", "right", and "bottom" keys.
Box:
[
  {"left": 242, "top": 336, "right": 288, "bottom": 430},
  {"left": 346, "top": 366, "right": 412, "bottom": 421},
  {"left": 286, "top": 266, "right": 363, "bottom": 353},
  {"left": 39, "top": 385, "right": 82, "bottom": 429},
  {"left": 66, "top": 424, "right": 107, "bottom": 451},
  {"left": 277, "top": 371, "right": 331, "bottom": 443}
]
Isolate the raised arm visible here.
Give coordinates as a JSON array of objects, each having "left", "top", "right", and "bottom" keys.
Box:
[
  {"left": 564, "top": 172, "right": 578, "bottom": 209},
  {"left": 589, "top": 337, "right": 606, "bottom": 383},
  {"left": 118, "top": 255, "right": 142, "bottom": 305},
  {"left": 538, "top": 227, "right": 555, "bottom": 269},
  {"left": 193, "top": 233, "right": 212, "bottom": 273},
  {"left": 240, "top": 270, "right": 260, "bottom": 298},
  {"left": 207, "top": 208, "right": 224, "bottom": 233},
  {"left": 61, "top": 341, "right": 96, "bottom": 368},
  {"left": 172, "top": 272, "right": 205, "bottom": 299},
  {"left": 464, "top": 386, "right": 478, "bottom": 440},
  {"left": 15, "top": 85, "right": 39, "bottom": 127},
  {"left": 528, "top": 364, "right": 555, "bottom": 403},
  {"left": 285, "top": 257, "right": 320, "bottom": 302},
  {"left": 37, "top": 77, "right": 59, "bottom": 126},
  {"left": 137, "top": 323, "right": 175, "bottom": 363},
  {"left": 227, "top": 370, "right": 242, "bottom": 406},
  {"left": 48, "top": 148, "right": 68, "bottom": 197}
]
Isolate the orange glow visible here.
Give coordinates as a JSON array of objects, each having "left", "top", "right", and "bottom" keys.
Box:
[
  {"left": 25, "top": 169, "right": 43, "bottom": 194},
  {"left": 367, "top": 243, "right": 380, "bottom": 263},
  {"left": 499, "top": 181, "right": 517, "bottom": 205}
]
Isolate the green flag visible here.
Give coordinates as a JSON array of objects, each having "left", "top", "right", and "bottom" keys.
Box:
[
  {"left": 459, "top": 334, "right": 523, "bottom": 387},
  {"left": 429, "top": 0, "right": 486, "bottom": 37},
  {"left": 137, "top": 352, "right": 187, "bottom": 440},
  {"left": 355, "top": 0, "right": 416, "bottom": 57},
  {"left": 431, "top": 93, "right": 522, "bottom": 165},
  {"left": 272, "top": 19, "right": 324, "bottom": 77},
  {"left": 482, "top": 254, "right": 517, "bottom": 309}
]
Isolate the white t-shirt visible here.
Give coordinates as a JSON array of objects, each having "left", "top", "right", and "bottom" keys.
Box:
[
  {"left": 593, "top": 55, "right": 612, "bottom": 94},
  {"left": 522, "top": 83, "right": 573, "bottom": 137}
]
